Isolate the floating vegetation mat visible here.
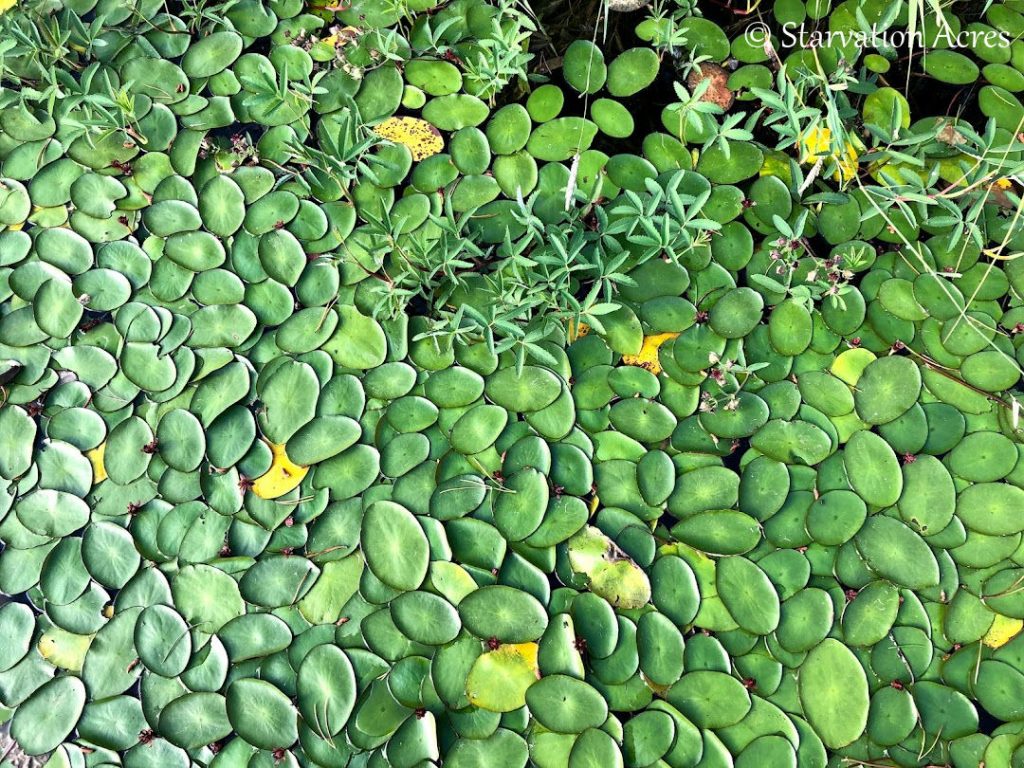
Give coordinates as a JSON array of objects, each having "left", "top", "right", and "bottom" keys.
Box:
[{"left": 3, "top": 0, "right": 1024, "bottom": 765}]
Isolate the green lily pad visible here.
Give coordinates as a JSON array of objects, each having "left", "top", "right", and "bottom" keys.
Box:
[
  {"left": 361, "top": 500, "right": 429, "bottom": 592},
  {"left": 391, "top": 590, "right": 462, "bottom": 645},
  {"left": 666, "top": 671, "right": 751, "bottom": 729},
  {"left": 10, "top": 675, "right": 86, "bottom": 756},
  {"left": 798, "top": 639, "right": 869, "bottom": 749},
  {"left": 486, "top": 366, "right": 563, "bottom": 412},
  {"left": 623, "top": 710, "right": 675, "bottom": 766},
  {"left": 715, "top": 556, "right": 780, "bottom": 635},
  {"left": 854, "top": 356, "right": 921, "bottom": 425},
  {"left": 16, "top": 489, "right": 89, "bottom": 538},
  {"left": 171, "top": 564, "right": 245, "bottom": 633},
  {"left": 158, "top": 693, "right": 232, "bottom": 750},
  {"left": 855, "top": 516, "right": 940, "bottom": 589},
  {"left": 0, "top": 603, "right": 34, "bottom": 672},
  {"left": 897, "top": 455, "right": 955, "bottom": 536},
  {"left": 227, "top": 678, "right": 298, "bottom": 750},
  {"left": 843, "top": 429, "right": 902, "bottom": 507},
  {"left": 957, "top": 482, "right": 1024, "bottom": 535},
  {"left": 493, "top": 467, "right": 548, "bottom": 541},
  {"left": 607, "top": 48, "right": 660, "bottom": 97},
  {"left": 322, "top": 305, "right": 388, "bottom": 370},
  {"left": 569, "top": 727, "right": 623, "bottom": 768},
  {"left": 564, "top": 41, "right": 607, "bottom": 94},
  {"left": 297, "top": 644, "right": 356, "bottom": 737},
  {"left": 525, "top": 675, "right": 607, "bottom": 734},
  {"left": 460, "top": 586, "right": 548, "bottom": 643},
  {"left": 135, "top": 604, "right": 192, "bottom": 677},
  {"left": 239, "top": 555, "right": 319, "bottom": 607},
  {"left": 34, "top": 278, "right": 84, "bottom": 339},
  {"left": 526, "top": 118, "right": 598, "bottom": 162},
  {"left": 0, "top": 406, "right": 35, "bottom": 480},
  {"left": 182, "top": 31, "right": 243, "bottom": 78}
]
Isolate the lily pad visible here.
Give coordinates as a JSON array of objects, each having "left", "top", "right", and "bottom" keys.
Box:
[{"left": 798, "top": 639, "right": 869, "bottom": 749}]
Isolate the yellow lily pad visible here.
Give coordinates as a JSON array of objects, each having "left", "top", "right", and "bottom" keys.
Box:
[
  {"left": 38, "top": 627, "right": 94, "bottom": 672},
  {"left": 621, "top": 332, "right": 680, "bottom": 376},
  {"left": 251, "top": 442, "right": 309, "bottom": 499},
  {"left": 567, "top": 319, "right": 591, "bottom": 343},
  {"left": 321, "top": 26, "right": 359, "bottom": 48},
  {"left": 589, "top": 558, "right": 652, "bottom": 610},
  {"left": 759, "top": 149, "right": 794, "bottom": 183},
  {"left": 830, "top": 348, "right": 877, "bottom": 387},
  {"left": 984, "top": 614, "right": 1023, "bottom": 649},
  {"left": 799, "top": 126, "right": 860, "bottom": 183},
  {"left": 87, "top": 443, "right": 107, "bottom": 483},
  {"left": 373, "top": 117, "right": 444, "bottom": 161},
  {"left": 466, "top": 643, "right": 540, "bottom": 712}
]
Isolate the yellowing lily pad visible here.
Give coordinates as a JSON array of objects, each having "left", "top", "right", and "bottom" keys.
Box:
[
  {"left": 38, "top": 626, "right": 94, "bottom": 672},
  {"left": 621, "top": 332, "right": 680, "bottom": 375},
  {"left": 830, "top": 348, "right": 877, "bottom": 386},
  {"left": 799, "top": 126, "right": 860, "bottom": 183},
  {"left": 373, "top": 117, "right": 444, "bottom": 161},
  {"left": 984, "top": 614, "right": 1023, "bottom": 649},
  {"left": 568, "top": 526, "right": 651, "bottom": 609},
  {"left": 567, "top": 319, "right": 591, "bottom": 343},
  {"left": 759, "top": 149, "right": 794, "bottom": 183},
  {"left": 251, "top": 442, "right": 309, "bottom": 499},
  {"left": 87, "top": 443, "right": 107, "bottom": 483},
  {"left": 589, "top": 559, "right": 652, "bottom": 609},
  {"left": 466, "top": 643, "right": 540, "bottom": 712},
  {"left": 321, "top": 26, "right": 359, "bottom": 48}
]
